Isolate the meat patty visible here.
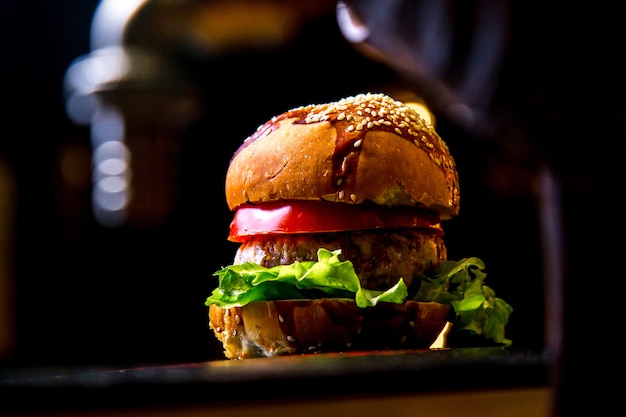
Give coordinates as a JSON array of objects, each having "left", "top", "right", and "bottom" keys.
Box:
[{"left": 233, "top": 229, "right": 447, "bottom": 291}]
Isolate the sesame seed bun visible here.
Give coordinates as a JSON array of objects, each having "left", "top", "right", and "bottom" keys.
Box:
[
  {"left": 225, "top": 93, "right": 460, "bottom": 219},
  {"left": 209, "top": 299, "right": 451, "bottom": 359}
]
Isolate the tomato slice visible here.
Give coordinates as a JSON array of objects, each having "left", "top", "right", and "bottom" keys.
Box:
[{"left": 228, "top": 201, "right": 442, "bottom": 242}]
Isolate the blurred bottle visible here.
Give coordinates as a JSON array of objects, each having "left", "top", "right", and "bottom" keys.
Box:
[{"left": 65, "top": 45, "right": 202, "bottom": 229}]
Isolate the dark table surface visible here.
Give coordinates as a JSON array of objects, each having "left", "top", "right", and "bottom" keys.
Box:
[{"left": 0, "top": 347, "right": 551, "bottom": 414}]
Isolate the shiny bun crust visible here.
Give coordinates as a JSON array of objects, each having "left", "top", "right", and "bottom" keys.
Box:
[
  {"left": 226, "top": 93, "right": 460, "bottom": 219},
  {"left": 209, "top": 299, "right": 451, "bottom": 359}
]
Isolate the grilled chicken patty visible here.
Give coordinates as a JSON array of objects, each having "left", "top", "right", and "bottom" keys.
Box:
[{"left": 234, "top": 229, "right": 447, "bottom": 291}]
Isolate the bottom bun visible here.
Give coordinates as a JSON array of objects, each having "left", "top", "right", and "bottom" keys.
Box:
[{"left": 209, "top": 299, "right": 451, "bottom": 359}]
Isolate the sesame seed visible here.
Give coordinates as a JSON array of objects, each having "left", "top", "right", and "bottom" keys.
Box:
[
  {"left": 336, "top": 177, "right": 343, "bottom": 186},
  {"left": 400, "top": 335, "right": 407, "bottom": 344},
  {"left": 287, "top": 336, "right": 295, "bottom": 342},
  {"left": 346, "top": 125, "right": 355, "bottom": 132},
  {"left": 353, "top": 139, "right": 362, "bottom": 148},
  {"left": 234, "top": 314, "right": 241, "bottom": 324},
  {"left": 394, "top": 127, "right": 402, "bottom": 135},
  {"left": 337, "top": 112, "right": 346, "bottom": 121},
  {"left": 232, "top": 329, "right": 237, "bottom": 336},
  {"left": 350, "top": 193, "right": 357, "bottom": 202},
  {"left": 278, "top": 314, "right": 284, "bottom": 323},
  {"left": 409, "top": 321, "right": 415, "bottom": 327},
  {"left": 338, "top": 190, "right": 345, "bottom": 200}
]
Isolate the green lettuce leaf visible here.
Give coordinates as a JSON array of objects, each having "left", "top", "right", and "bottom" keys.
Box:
[
  {"left": 205, "top": 249, "right": 512, "bottom": 346},
  {"left": 413, "top": 257, "right": 513, "bottom": 346},
  {"left": 205, "top": 248, "right": 408, "bottom": 309}
]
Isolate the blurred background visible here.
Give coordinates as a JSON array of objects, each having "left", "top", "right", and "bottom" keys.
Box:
[{"left": 1, "top": 1, "right": 623, "bottom": 408}]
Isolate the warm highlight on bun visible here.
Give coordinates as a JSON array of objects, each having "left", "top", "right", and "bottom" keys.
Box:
[
  {"left": 209, "top": 300, "right": 450, "bottom": 359},
  {"left": 225, "top": 93, "right": 460, "bottom": 219}
]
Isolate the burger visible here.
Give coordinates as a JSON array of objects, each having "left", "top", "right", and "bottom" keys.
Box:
[{"left": 205, "top": 93, "right": 512, "bottom": 359}]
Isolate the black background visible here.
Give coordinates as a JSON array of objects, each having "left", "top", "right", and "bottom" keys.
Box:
[{"left": 1, "top": 2, "right": 624, "bottom": 412}]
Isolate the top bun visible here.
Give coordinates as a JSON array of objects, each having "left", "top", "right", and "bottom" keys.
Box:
[{"left": 226, "top": 93, "right": 460, "bottom": 219}]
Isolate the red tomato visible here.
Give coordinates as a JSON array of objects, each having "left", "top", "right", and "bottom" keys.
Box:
[{"left": 228, "top": 201, "right": 442, "bottom": 242}]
